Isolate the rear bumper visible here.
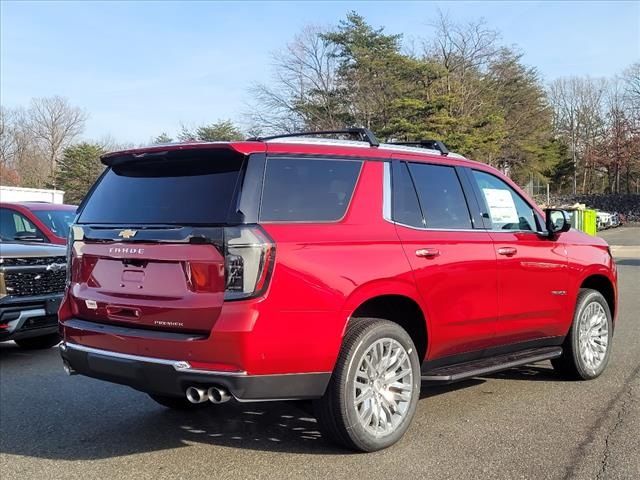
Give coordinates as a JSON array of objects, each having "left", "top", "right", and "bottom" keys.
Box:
[{"left": 59, "top": 341, "right": 330, "bottom": 401}]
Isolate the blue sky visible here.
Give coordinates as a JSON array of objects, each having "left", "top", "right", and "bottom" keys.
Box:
[{"left": 2, "top": 1, "right": 639, "bottom": 144}]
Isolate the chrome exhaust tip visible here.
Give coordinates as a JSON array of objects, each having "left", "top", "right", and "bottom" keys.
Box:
[
  {"left": 185, "top": 386, "right": 208, "bottom": 404},
  {"left": 207, "top": 386, "right": 231, "bottom": 404},
  {"left": 62, "top": 361, "right": 76, "bottom": 376}
]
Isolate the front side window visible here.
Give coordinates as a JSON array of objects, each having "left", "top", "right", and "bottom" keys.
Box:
[
  {"left": 260, "top": 157, "right": 362, "bottom": 222},
  {"left": 471, "top": 170, "right": 537, "bottom": 231},
  {"left": 406, "top": 163, "right": 473, "bottom": 229}
]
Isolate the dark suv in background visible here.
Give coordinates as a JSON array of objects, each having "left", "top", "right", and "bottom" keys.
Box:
[
  {"left": 59, "top": 129, "right": 617, "bottom": 452},
  {"left": 1, "top": 241, "right": 66, "bottom": 349}
]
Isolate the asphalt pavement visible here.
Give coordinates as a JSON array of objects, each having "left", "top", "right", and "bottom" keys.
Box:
[{"left": 1, "top": 227, "right": 639, "bottom": 479}]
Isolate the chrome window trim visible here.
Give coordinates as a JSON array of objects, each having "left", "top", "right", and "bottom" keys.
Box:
[{"left": 383, "top": 162, "right": 392, "bottom": 222}]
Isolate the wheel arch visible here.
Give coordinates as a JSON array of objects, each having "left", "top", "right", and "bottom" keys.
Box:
[
  {"left": 344, "top": 290, "right": 428, "bottom": 363},
  {"left": 580, "top": 273, "right": 616, "bottom": 323}
]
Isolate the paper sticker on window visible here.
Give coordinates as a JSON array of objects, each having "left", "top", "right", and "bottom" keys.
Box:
[{"left": 483, "top": 188, "right": 519, "bottom": 224}]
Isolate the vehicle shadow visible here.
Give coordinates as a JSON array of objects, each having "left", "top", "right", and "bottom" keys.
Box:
[
  {"left": 0, "top": 342, "right": 565, "bottom": 461},
  {"left": 483, "top": 364, "right": 562, "bottom": 382},
  {"left": 0, "top": 366, "right": 486, "bottom": 460}
]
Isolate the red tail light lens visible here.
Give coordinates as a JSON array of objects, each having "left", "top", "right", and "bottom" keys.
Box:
[
  {"left": 223, "top": 226, "right": 275, "bottom": 301},
  {"left": 186, "top": 262, "right": 223, "bottom": 293}
]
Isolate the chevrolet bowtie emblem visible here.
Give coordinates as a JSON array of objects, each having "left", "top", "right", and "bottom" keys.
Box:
[{"left": 118, "top": 229, "right": 137, "bottom": 239}]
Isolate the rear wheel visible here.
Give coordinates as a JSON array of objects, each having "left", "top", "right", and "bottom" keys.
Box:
[
  {"left": 15, "top": 333, "right": 60, "bottom": 350},
  {"left": 148, "top": 394, "right": 209, "bottom": 410},
  {"left": 552, "top": 289, "right": 613, "bottom": 380},
  {"left": 314, "top": 318, "right": 420, "bottom": 452}
]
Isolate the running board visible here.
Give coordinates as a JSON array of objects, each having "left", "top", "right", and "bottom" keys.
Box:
[{"left": 421, "top": 346, "right": 563, "bottom": 383}]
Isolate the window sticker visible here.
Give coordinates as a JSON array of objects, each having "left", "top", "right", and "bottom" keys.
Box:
[{"left": 482, "top": 188, "right": 519, "bottom": 224}]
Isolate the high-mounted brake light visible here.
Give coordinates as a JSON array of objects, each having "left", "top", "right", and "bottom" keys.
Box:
[{"left": 223, "top": 226, "right": 275, "bottom": 301}]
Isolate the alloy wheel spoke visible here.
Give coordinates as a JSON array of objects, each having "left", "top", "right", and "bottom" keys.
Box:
[{"left": 352, "top": 338, "right": 414, "bottom": 436}]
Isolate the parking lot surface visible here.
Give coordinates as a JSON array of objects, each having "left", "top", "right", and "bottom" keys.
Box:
[{"left": 1, "top": 227, "right": 639, "bottom": 480}]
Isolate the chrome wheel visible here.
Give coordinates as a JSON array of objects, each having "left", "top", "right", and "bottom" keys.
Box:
[
  {"left": 578, "top": 301, "right": 609, "bottom": 372},
  {"left": 353, "top": 338, "right": 414, "bottom": 437}
]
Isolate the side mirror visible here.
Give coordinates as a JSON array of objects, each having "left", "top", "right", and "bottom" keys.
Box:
[
  {"left": 544, "top": 209, "right": 571, "bottom": 237},
  {"left": 13, "top": 231, "right": 45, "bottom": 242}
]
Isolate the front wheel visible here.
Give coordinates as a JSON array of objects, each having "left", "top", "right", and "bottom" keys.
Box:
[
  {"left": 314, "top": 318, "right": 421, "bottom": 452},
  {"left": 552, "top": 288, "right": 613, "bottom": 380}
]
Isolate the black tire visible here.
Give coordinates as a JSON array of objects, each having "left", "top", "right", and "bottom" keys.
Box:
[
  {"left": 148, "top": 394, "right": 210, "bottom": 410},
  {"left": 552, "top": 288, "right": 613, "bottom": 380},
  {"left": 314, "top": 318, "right": 421, "bottom": 452},
  {"left": 15, "top": 333, "right": 60, "bottom": 350}
]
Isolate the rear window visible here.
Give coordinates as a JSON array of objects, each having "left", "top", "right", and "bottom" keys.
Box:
[
  {"left": 260, "top": 157, "right": 362, "bottom": 222},
  {"left": 78, "top": 150, "right": 244, "bottom": 224}
]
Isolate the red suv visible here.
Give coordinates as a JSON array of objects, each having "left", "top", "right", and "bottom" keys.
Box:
[
  {"left": 59, "top": 129, "right": 617, "bottom": 452},
  {"left": 0, "top": 202, "right": 77, "bottom": 245}
]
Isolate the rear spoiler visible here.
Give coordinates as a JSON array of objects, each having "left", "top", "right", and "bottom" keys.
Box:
[{"left": 100, "top": 142, "right": 266, "bottom": 166}]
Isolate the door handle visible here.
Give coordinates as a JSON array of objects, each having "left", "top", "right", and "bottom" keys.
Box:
[
  {"left": 497, "top": 247, "right": 517, "bottom": 256},
  {"left": 416, "top": 248, "right": 440, "bottom": 258}
]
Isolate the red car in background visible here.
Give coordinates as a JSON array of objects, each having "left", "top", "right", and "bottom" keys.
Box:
[{"left": 0, "top": 202, "right": 77, "bottom": 245}]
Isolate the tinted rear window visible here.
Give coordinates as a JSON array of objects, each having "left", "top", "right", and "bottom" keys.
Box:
[
  {"left": 260, "top": 157, "right": 362, "bottom": 222},
  {"left": 79, "top": 150, "right": 244, "bottom": 224}
]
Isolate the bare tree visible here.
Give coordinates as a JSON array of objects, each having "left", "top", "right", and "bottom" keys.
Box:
[
  {"left": 247, "top": 25, "right": 341, "bottom": 133},
  {"left": 622, "top": 62, "right": 640, "bottom": 123},
  {"left": 23, "top": 96, "right": 87, "bottom": 181},
  {"left": 0, "top": 106, "right": 17, "bottom": 168},
  {"left": 0, "top": 106, "right": 46, "bottom": 187},
  {"left": 425, "top": 12, "right": 501, "bottom": 118},
  {"left": 548, "top": 77, "right": 607, "bottom": 193}
]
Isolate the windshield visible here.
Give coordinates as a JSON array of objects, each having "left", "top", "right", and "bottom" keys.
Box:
[{"left": 34, "top": 209, "right": 77, "bottom": 238}]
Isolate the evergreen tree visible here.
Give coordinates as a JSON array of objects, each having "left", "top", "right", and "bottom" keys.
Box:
[{"left": 54, "top": 142, "right": 106, "bottom": 204}]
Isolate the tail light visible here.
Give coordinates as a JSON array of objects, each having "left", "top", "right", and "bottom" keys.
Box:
[
  {"left": 66, "top": 225, "right": 84, "bottom": 286},
  {"left": 223, "top": 226, "right": 275, "bottom": 301}
]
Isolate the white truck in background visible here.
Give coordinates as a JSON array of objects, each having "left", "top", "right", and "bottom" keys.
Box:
[{"left": 0, "top": 186, "right": 65, "bottom": 204}]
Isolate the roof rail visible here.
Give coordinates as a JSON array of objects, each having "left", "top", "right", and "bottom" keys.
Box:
[
  {"left": 387, "top": 140, "right": 449, "bottom": 156},
  {"left": 247, "top": 127, "right": 380, "bottom": 147}
]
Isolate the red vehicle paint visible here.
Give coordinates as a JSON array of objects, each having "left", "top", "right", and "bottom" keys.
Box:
[
  {"left": 0, "top": 202, "right": 77, "bottom": 245},
  {"left": 58, "top": 132, "right": 617, "bottom": 451}
]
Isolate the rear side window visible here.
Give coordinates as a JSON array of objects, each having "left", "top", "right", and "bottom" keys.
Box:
[
  {"left": 78, "top": 149, "right": 244, "bottom": 224},
  {"left": 407, "top": 163, "right": 473, "bottom": 229},
  {"left": 260, "top": 157, "right": 362, "bottom": 222}
]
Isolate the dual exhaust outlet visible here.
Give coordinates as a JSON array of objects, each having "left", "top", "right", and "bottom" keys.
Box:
[{"left": 186, "top": 386, "right": 231, "bottom": 404}]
